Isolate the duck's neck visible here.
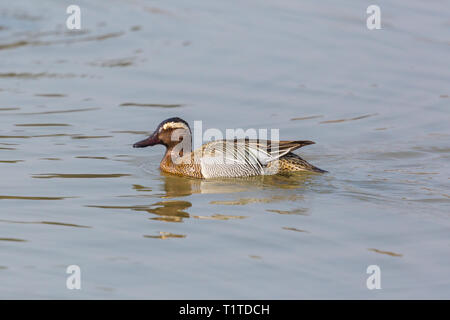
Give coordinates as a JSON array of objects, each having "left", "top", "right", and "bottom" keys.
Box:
[
  {"left": 161, "top": 144, "right": 190, "bottom": 168},
  {"left": 160, "top": 145, "right": 202, "bottom": 178},
  {"left": 164, "top": 134, "right": 192, "bottom": 160},
  {"left": 161, "top": 148, "right": 175, "bottom": 169}
]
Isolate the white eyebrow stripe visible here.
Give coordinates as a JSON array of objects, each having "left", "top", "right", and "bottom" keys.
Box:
[{"left": 162, "top": 122, "right": 189, "bottom": 130}]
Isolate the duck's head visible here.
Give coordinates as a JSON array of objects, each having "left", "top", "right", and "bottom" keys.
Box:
[{"left": 133, "top": 117, "right": 191, "bottom": 149}]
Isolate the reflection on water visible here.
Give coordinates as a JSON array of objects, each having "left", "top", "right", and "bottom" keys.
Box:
[
  {"left": 291, "top": 115, "right": 324, "bottom": 121},
  {"left": 15, "top": 123, "right": 71, "bottom": 127},
  {"left": 0, "top": 31, "right": 125, "bottom": 49},
  {"left": 210, "top": 194, "right": 303, "bottom": 205},
  {"left": 34, "top": 93, "right": 67, "bottom": 98},
  {"left": 146, "top": 200, "right": 191, "bottom": 223},
  {"left": 86, "top": 171, "right": 314, "bottom": 223},
  {"left": 0, "top": 219, "right": 90, "bottom": 228},
  {"left": 0, "top": 238, "right": 27, "bottom": 242},
  {"left": 0, "top": 72, "right": 86, "bottom": 79},
  {"left": 144, "top": 232, "right": 186, "bottom": 239},
  {"left": 157, "top": 174, "right": 202, "bottom": 198},
  {"left": 119, "top": 103, "right": 183, "bottom": 108},
  {"left": 17, "top": 107, "right": 100, "bottom": 115},
  {"left": 90, "top": 57, "right": 135, "bottom": 68},
  {"left": 0, "top": 135, "right": 30, "bottom": 139},
  {"left": 75, "top": 156, "right": 109, "bottom": 160},
  {"left": 71, "top": 135, "right": 113, "bottom": 140},
  {"left": 132, "top": 184, "right": 152, "bottom": 192},
  {"left": 193, "top": 214, "right": 247, "bottom": 220},
  {"left": 32, "top": 173, "right": 131, "bottom": 179},
  {"left": 157, "top": 171, "right": 314, "bottom": 198},
  {"left": 0, "top": 195, "right": 72, "bottom": 200},
  {"left": 87, "top": 200, "right": 191, "bottom": 223},
  {"left": 282, "top": 227, "right": 309, "bottom": 233},
  {"left": 111, "top": 130, "right": 149, "bottom": 135},
  {"left": 266, "top": 208, "right": 309, "bottom": 215},
  {"left": 368, "top": 248, "right": 403, "bottom": 257},
  {"left": 319, "top": 113, "right": 378, "bottom": 124}
]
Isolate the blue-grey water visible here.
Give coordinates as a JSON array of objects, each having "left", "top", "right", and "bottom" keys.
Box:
[{"left": 0, "top": 0, "right": 449, "bottom": 299}]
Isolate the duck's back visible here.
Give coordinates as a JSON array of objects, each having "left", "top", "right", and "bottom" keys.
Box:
[{"left": 190, "top": 139, "right": 324, "bottom": 178}]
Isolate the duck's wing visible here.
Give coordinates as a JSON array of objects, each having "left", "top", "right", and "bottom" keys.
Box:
[
  {"left": 257, "top": 139, "right": 315, "bottom": 159},
  {"left": 196, "top": 139, "right": 315, "bottom": 178}
]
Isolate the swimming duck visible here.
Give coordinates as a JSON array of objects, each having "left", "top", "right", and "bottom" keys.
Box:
[{"left": 133, "top": 117, "right": 326, "bottom": 178}]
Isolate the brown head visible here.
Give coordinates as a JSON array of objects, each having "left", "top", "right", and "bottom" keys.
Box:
[{"left": 133, "top": 117, "right": 192, "bottom": 151}]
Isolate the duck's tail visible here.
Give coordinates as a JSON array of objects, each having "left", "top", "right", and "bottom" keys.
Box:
[{"left": 278, "top": 153, "right": 327, "bottom": 173}]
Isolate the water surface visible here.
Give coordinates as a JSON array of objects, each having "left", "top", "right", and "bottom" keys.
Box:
[{"left": 0, "top": 0, "right": 449, "bottom": 299}]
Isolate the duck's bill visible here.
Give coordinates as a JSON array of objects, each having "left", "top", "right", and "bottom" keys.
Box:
[{"left": 133, "top": 133, "right": 159, "bottom": 148}]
